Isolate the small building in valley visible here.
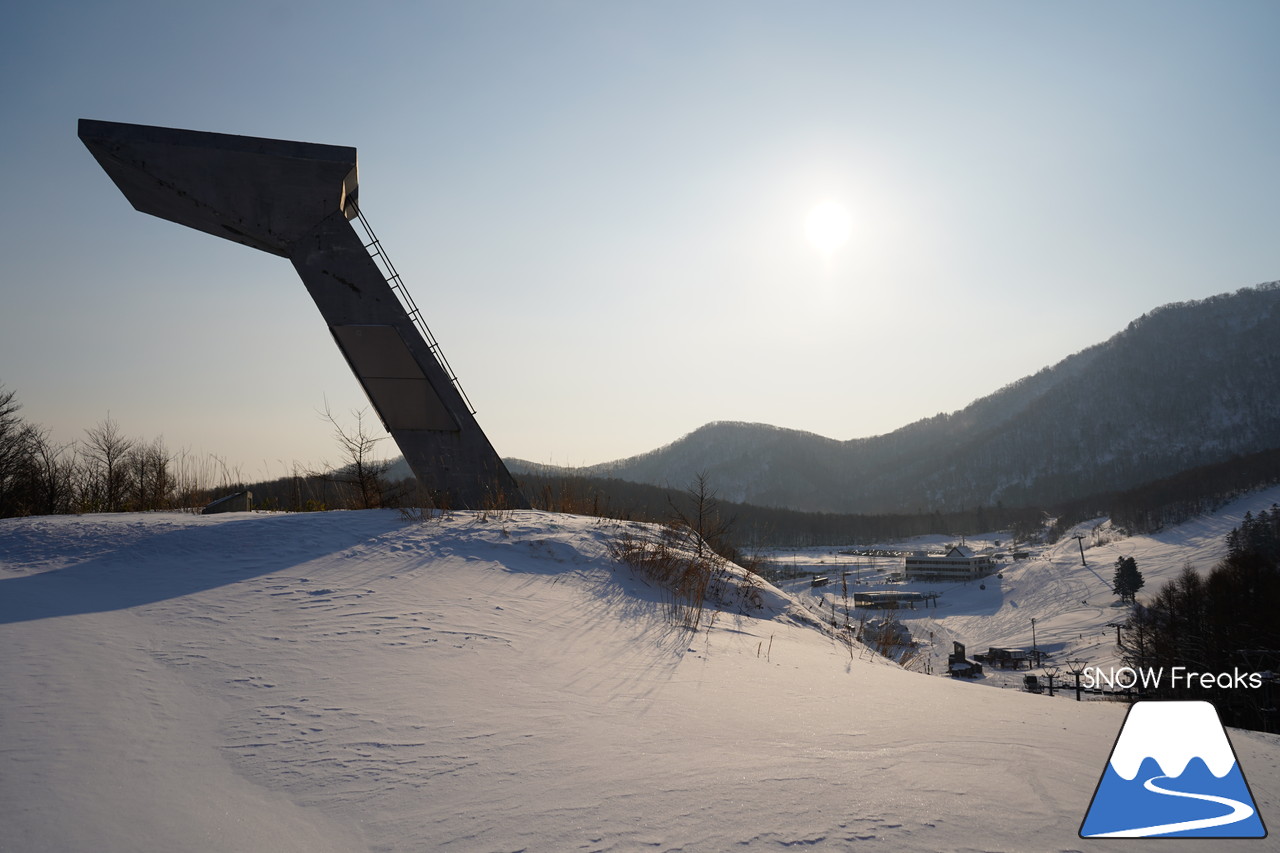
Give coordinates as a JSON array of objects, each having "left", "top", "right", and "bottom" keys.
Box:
[
  {"left": 948, "top": 641, "right": 983, "bottom": 678},
  {"left": 974, "top": 647, "right": 1039, "bottom": 669},
  {"left": 903, "top": 545, "right": 993, "bottom": 582}
]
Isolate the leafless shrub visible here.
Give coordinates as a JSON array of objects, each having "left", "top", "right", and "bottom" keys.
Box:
[
  {"left": 611, "top": 524, "right": 715, "bottom": 629},
  {"left": 316, "top": 404, "right": 391, "bottom": 509},
  {"left": 475, "top": 479, "right": 520, "bottom": 523},
  {"left": 610, "top": 516, "right": 772, "bottom": 631},
  {"left": 400, "top": 505, "right": 443, "bottom": 524},
  {"left": 399, "top": 478, "right": 454, "bottom": 524}
]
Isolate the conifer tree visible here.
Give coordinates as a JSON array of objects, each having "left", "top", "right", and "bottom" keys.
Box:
[{"left": 1113, "top": 555, "right": 1144, "bottom": 604}]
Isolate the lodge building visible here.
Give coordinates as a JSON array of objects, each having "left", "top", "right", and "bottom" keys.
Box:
[{"left": 903, "top": 545, "right": 993, "bottom": 581}]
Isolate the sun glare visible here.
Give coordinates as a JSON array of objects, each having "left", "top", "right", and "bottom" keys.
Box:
[{"left": 804, "top": 201, "right": 853, "bottom": 257}]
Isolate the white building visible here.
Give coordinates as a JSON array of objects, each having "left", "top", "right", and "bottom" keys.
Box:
[{"left": 903, "top": 545, "right": 993, "bottom": 581}]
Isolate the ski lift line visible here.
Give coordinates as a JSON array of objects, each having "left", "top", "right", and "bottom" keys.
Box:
[{"left": 351, "top": 204, "right": 478, "bottom": 416}]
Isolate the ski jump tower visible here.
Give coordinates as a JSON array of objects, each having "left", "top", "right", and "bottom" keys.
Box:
[{"left": 78, "top": 118, "right": 527, "bottom": 509}]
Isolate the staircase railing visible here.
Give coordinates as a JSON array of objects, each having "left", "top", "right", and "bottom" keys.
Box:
[{"left": 351, "top": 205, "right": 477, "bottom": 415}]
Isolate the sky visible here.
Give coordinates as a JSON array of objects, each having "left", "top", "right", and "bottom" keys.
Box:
[{"left": 2, "top": 1, "right": 1279, "bottom": 480}]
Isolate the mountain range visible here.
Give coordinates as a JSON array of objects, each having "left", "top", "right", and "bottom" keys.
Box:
[{"left": 507, "top": 282, "right": 1280, "bottom": 514}]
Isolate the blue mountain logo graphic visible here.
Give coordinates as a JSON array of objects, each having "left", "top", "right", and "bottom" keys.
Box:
[{"left": 1080, "top": 700, "right": 1266, "bottom": 838}]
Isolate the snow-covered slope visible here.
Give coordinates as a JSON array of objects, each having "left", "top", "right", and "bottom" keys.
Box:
[
  {"left": 859, "top": 485, "right": 1280, "bottom": 682},
  {"left": 2, "top": 509, "right": 1278, "bottom": 851}
]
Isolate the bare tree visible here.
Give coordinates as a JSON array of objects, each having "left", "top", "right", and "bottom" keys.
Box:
[
  {"left": 668, "top": 471, "right": 734, "bottom": 560},
  {"left": 0, "top": 385, "right": 48, "bottom": 516},
  {"left": 320, "top": 404, "right": 391, "bottom": 509},
  {"left": 81, "top": 416, "right": 134, "bottom": 512},
  {"left": 125, "top": 436, "right": 175, "bottom": 511},
  {"left": 27, "top": 428, "right": 77, "bottom": 516}
]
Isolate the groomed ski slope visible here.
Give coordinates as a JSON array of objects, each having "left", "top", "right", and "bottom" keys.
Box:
[
  {"left": 879, "top": 485, "right": 1280, "bottom": 684},
  {"left": 2, "top": 509, "right": 1278, "bottom": 851}
]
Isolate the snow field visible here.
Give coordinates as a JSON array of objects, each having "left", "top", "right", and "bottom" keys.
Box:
[
  {"left": 2, "top": 508, "right": 1279, "bottom": 851},
  {"left": 781, "top": 485, "right": 1280, "bottom": 689}
]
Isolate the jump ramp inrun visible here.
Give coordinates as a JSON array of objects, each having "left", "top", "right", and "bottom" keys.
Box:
[{"left": 78, "top": 118, "right": 527, "bottom": 509}]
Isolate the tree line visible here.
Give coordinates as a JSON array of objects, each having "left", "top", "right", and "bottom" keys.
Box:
[
  {"left": 1109, "top": 446, "right": 1280, "bottom": 534},
  {"left": 0, "top": 384, "right": 231, "bottom": 517},
  {"left": 1121, "top": 505, "right": 1280, "bottom": 732},
  {"left": 0, "top": 373, "right": 1120, "bottom": 550},
  {"left": 516, "top": 471, "right": 1047, "bottom": 548},
  {"left": 10, "top": 367, "right": 1280, "bottom": 557},
  {"left": 0, "top": 384, "right": 409, "bottom": 518},
  {"left": 1038, "top": 445, "right": 1280, "bottom": 546}
]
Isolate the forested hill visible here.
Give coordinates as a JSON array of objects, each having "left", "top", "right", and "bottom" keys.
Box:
[{"left": 509, "top": 282, "right": 1280, "bottom": 514}]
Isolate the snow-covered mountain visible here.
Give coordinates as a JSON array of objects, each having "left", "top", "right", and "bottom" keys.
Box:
[
  {"left": 512, "top": 282, "right": 1280, "bottom": 514},
  {"left": 6, "top": 508, "right": 1277, "bottom": 850}
]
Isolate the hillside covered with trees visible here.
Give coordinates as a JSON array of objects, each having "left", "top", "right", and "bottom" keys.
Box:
[
  {"left": 1121, "top": 505, "right": 1280, "bottom": 731},
  {"left": 515, "top": 283, "right": 1280, "bottom": 516}
]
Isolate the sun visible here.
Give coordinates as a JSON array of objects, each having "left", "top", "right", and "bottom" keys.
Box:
[{"left": 804, "top": 201, "right": 853, "bottom": 257}]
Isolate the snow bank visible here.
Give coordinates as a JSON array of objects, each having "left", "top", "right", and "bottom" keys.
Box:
[{"left": 3, "top": 509, "right": 1278, "bottom": 851}]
